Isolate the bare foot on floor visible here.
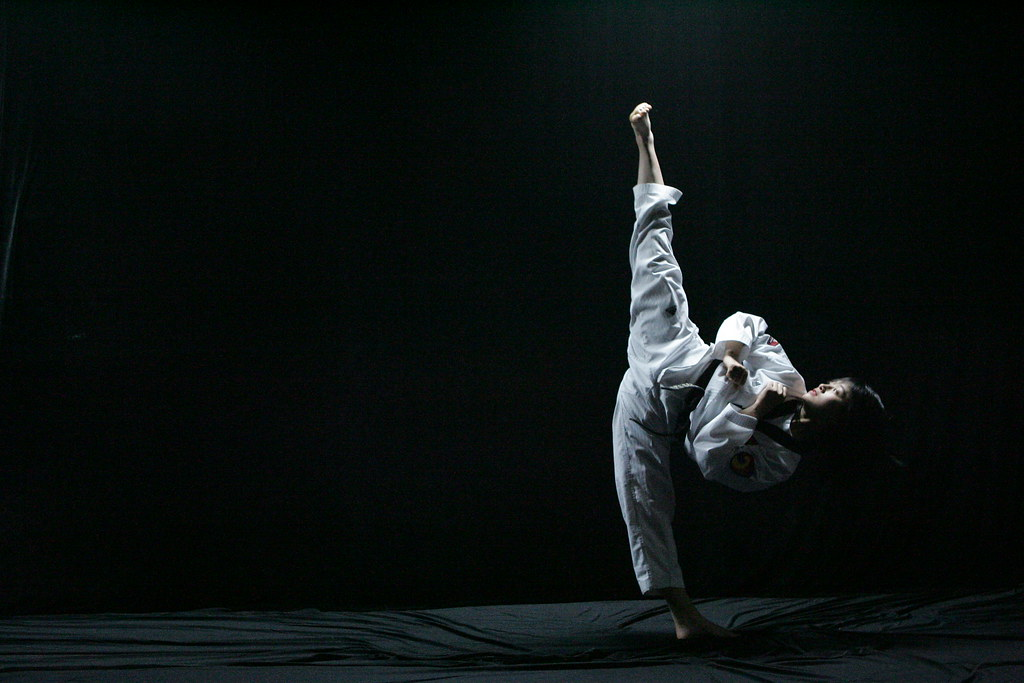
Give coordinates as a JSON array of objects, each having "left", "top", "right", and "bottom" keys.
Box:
[
  {"left": 656, "top": 587, "right": 738, "bottom": 640},
  {"left": 673, "top": 612, "right": 738, "bottom": 640}
]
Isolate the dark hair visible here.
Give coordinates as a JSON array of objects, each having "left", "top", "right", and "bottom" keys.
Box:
[
  {"left": 825, "top": 376, "right": 890, "bottom": 460},
  {"left": 841, "top": 377, "right": 886, "bottom": 430}
]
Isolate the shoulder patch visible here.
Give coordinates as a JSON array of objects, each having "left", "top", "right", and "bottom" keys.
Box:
[
  {"left": 767, "top": 336, "right": 780, "bottom": 346},
  {"left": 730, "top": 451, "right": 756, "bottom": 477}
]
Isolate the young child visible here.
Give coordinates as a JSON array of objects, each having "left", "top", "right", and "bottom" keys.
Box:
[{"left": 613, "top": 103, "right": 885, "bottom": 639}]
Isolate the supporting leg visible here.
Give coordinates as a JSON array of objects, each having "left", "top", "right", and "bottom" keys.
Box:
[
  {"left": 613, "top": 396, "right": 736, "bottom": 640},
  {"left": 654, "top": 587, "right": 737, "bottom": 640}
]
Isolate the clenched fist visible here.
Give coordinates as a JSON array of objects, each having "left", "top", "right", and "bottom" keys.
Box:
[
  {"left": 747, "top": 381, "right": 790, "bottom": 418},
  {"left": 722, "top": 356, "right": 748, "bottom": 387}
]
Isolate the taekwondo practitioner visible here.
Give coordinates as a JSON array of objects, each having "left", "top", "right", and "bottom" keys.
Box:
[{"left": 613, "top": 103, "right": 886, "bottom": 639}]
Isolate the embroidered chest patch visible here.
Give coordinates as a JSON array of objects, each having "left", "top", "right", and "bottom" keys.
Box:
[
  {"left": 730, "top": 451, "right": 756, "bottom": 477},
  {"left": 767, "top": 336, "right": 780, "bottom": 346}
]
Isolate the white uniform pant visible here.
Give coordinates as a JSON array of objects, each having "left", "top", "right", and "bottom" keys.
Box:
[{"left": 612, "top": 183, "right": 710, "bottom": 595}]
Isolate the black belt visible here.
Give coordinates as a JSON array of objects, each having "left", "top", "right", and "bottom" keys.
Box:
[
  {"left": 691, "top": 358, "right": 723, "bottom": 392},
  {"left": 629, "top": 359, "right": 723, "bottom": 438},
  {"left": 755, "top": 402, "right": 811, "bottom": 455}
]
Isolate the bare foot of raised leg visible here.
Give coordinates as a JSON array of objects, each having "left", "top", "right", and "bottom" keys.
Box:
[
  {"left": 629, "top": 102, "right": 653, "bottom": 141},
  {"left": 630, "top": 102, "right": 663, "bottom": 184}
]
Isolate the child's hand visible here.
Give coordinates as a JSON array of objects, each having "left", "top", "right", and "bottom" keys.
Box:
[{"left": 751, "top": 381, "right": 789, "bottom": 417}]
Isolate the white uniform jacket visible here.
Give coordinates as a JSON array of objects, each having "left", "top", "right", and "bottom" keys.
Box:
[{"left": 668, "top": 313, "right": 808, "bottom": 492}]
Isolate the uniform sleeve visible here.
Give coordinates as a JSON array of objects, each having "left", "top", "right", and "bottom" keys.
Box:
[
  {"left": 711, "top": 311, "right": 806, "bottom": 394},
  {"left": 689, "top": 404, "right": 800, "bottom": 492},
  {"left": 711, "top": 312, "right": 768, "bottom": 362}
]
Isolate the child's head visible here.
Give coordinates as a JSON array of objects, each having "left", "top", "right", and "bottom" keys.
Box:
[{"left": 801, "top": 377, "right": 888, "bottom": 454}]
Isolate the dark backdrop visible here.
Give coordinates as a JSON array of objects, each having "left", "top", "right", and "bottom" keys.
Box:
[{"left": 0, "top": 0, "right": 1020, "bottom": 615}]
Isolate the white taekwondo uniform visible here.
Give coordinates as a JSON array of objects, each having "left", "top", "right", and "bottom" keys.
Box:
[{"left": 612, "top": 183, "right": 808, "bottom": 595}]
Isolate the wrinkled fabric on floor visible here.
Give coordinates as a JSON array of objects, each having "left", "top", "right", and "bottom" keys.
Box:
[{"left": 2, "top": 585, "right": 1022, "bottom": 682}]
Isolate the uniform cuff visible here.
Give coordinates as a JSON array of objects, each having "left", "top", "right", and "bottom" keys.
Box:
[
  {"left": 633, "top": 183, "right": 682, "bottom": 205},
  {"left": 712, "top": 340, "right": 751, "bottom": 362},
  {"left": 724, "top": 404, "right": 759, "bottom": 430}
]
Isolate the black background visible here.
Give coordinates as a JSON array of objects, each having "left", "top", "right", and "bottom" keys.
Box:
[{"left": 0, "top": 0, "right": 1020, "bottom": 615}]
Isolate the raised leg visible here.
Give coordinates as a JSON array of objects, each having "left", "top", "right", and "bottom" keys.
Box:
[{"left": 626, "top": 103, "right": 705, "bottom": 384}]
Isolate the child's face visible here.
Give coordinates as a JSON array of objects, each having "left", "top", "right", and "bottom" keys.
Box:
[{"left": 800, "top": 379, "right": 852, "bottom": 424}]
